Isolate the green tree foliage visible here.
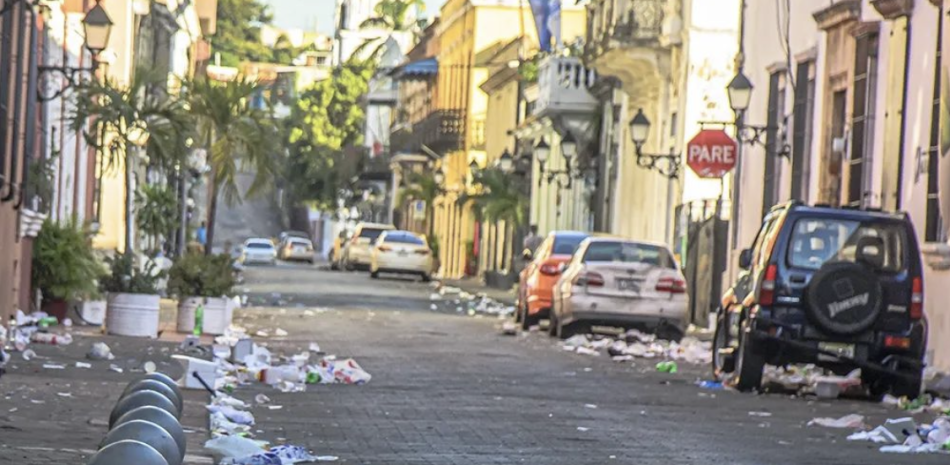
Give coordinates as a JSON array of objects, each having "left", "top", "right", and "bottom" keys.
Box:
[
  {"left": 167, "top": 253, "right": 236, "bottom": 298},
  {"left": 284, "top": 62, "right": 375, "bottom": 209},
  {"left": 398, "top": 171, "right": 443, "bottom": 237},
  {"left": 211, "top": 0, "right": 274, "bottom": 67},
  {"left": 360, "top": 0, "right": 425, "bottom": 31},
  {"left": 186, "top": 77, "right": 279, "bottom": 254},
  {"left": 271, "top": 34, "right": 309, "bottom": 65},
  {"left": 135, "top": 184, "right": 179, "bottom": 253},
  {"left": 32, "top": 219, "right": 105, "bottom": 301},
  {"left": 463, "top": 167, "right": 529, "bottom": 227}
]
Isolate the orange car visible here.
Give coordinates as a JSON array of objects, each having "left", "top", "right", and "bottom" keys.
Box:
[{"left": 516, "top": 231, "right": 590, "bottom": 329}]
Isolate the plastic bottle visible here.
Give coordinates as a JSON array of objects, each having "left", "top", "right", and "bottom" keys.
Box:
[
  {"left": 193, "top": 303, "right": 204, "bottom": 336},
  {"left": 259, "top": 365, "right": 301, "bottom": 385},
  {"left": 37, "top": 317, "right": 58, "bottom": 328}
]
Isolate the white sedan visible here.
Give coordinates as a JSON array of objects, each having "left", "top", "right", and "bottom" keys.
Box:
[
  {"left": 552, "top": 237, "right": 689, "bottom": 340},
  {"left": 370, "top": 231, "right": 433, "bottom": 281},
  {"left": 279, "top": 237, "right": 315, "bottom": 263},
  {"left": 241, "top": 238, "right": 277, "bottom": 265}
]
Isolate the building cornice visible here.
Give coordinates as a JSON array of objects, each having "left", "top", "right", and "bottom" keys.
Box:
[
  {"left": 871, "top": 0, "right": 915, "bottom": 19},
  {"left": 813, "top": 0, "right": 861, "bottom": 31},
  {"left": 850, "top": 21, "right": 881, "bottom": 38}
]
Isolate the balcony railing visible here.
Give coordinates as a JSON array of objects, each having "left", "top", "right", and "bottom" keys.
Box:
[
  {"left": 390, "top": 109, "right": 464, "bottom": 155},
  {"left": 533, "top": 56, "right": 597, "bottom": 116},
  {"left": 586, "top": 0, "right": 668, "bottom": 58}
]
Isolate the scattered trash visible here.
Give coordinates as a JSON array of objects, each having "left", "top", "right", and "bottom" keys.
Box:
[
  {"left": 501, "top": 321, "right": 518, "bottom": 335},
  {"left": 180, "top": 335, "right": 201, "bottom": 350},
  {"left": 31, "top": 332, "right": 72, "bottom": 345},
  {"left": 808, "top": 414, "right": 865, "bottom": 429},
  {"left": 225, "top": 445, "right": 337, "bottom": 464},
  {"left": 748, "top": 411, "right": 772, "bottom": 417},
  {"left": 143, "top": 361, "right": 157, "bottom": 373},
  {"left": 697, "top": 380, "right": 724, "bottom": 390},
  {"left": 274, "top": 328, "right": 288, "bottom": 337},
  {"left": 109, "top": 364, "right": 124, "bottom": 373},
  {"left": 255, "top": 394, "right": 271, "bottom": 405},
  {"left": 21, "top": 349, "right": 36, "bottom": 361},
  {"left": 56, "top": 392, "right": 73, "bottom": 398},
  {"left": 204, "top": 436, "right": 269, "bottom": 462},
  {"left": 42, "top": 363, "right": 66, "bottom": 370},
  {"left": 207, "top": 405, "right": 256, "bottom": 425},
  {"left": 575, "top": 346, "right": 600, "bottom": 356},
  {"left": 576, "top": 427, "right": 589, "bottom": 432},
  {"left": 847, "top": 416, "right": 950, "bottom": 453},
  {"left": 814, "top": 370, "right": 862, "bottom": 399},
  {"left": 75, "top": 362, "right": 92, "bottom": 369},
  {"left": 87, "top": 342, "right": 115, "bottom": 361},
  {"left": 584, "top": 404, "right": 598, "bottom": 409},
  {"left": 308, "top": 343, "right": 321, "bottom": 353},
  {"left": 655, "top": 361, "right": 678, "bottom": 374}
]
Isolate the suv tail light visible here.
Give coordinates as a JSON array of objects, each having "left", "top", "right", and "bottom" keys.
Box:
[
  {"left": 656, "top": 277, "right": 686, "bottom": 294},
  {"left": 540, "top": 263, "right": 560, "bottom": 275},
  {"left": 377, "top": 245, "right": 392, "bottom": 252},
  {"left": 759, "top": 264, "right": 778, "bottom": 306},
  {"left": 910, "top": 277, "right": 923, "bottom": 320},
  {"left": 414, "top": 249, "right": 430, "bottom": 255},
  {"left": 574, "top": 271, "right": 605, "bottom": 287}
]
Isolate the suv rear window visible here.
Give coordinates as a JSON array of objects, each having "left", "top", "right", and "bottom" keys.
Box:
[
  {"left": 359, "top": 228, "right": 386, "bottom": 242},
  {"left": 552, "top": 235, "right": 587, "bottom": 255},
  {"left": 384, "top": 232, "right": 425, "bottom": 245},
  {"left": 583, "top": 241, "right": 675, "bottom": 268},
  {"left": 787, "top": 218, "right": 906, "bottom": 272}
]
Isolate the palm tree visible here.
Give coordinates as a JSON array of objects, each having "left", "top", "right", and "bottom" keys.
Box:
[
  {"left": 186, "top": 77, "right": 278, "bottom": 255},
  {"left": 397, "top": 170, "right": 443, "bottom": 238},
  {"left": 350, "top": 0, "right": 425, "bottom": 63},
  {"left": 135, "top": 184, "right": 178, "bottom": 253},
  {"left": 461, "top": 167, "right": 529, "bottom": 271},
  {"left": 71, "top": 70, "right": 192, "bottom": 252}
]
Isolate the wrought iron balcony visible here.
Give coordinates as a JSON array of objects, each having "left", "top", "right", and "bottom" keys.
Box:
[
  {"left": 585, "top": 0, "right": 669, "bottom": 58},
  {"left": 390, "top": 109, "right": 464, "bottom": 155},
  {"left": 533, "top": 56, "right": 597, "bottom": 117}
]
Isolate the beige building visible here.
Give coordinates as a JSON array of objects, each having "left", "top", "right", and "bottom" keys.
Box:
[{"left": 734, "top": 0, "right": 950, "bottom": 370}]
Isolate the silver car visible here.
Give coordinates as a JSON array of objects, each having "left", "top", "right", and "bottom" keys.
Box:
[
  {"left": 551, "top": 237, "right": 689, "bottom": 340},
  {"left": 342, "top": 222, "right": 395, "bottom": 270},
  {"left": 241, "top": 238, "right": 277, "bottom": 266},
  {"left": 279, "top": 237, "right": 315, "bottom": 263}
]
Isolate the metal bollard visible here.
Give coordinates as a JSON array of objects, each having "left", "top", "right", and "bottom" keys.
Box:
[
  {"left": 87, "top": 439, "right": 169, "bottom": 465},
  {"left": 99, "top": 420, "right": 181, "bottom": 465},
  {"left": 113, "top": 406, "right": 185, "bottom": 461},
  {"left": 109, "top": 390, "right": 178, "bottom": 428},
  {"left": 124, "top": 372, "right": 182, "bottom": 401},
  {"left": 123, "top": 379, "right": 183, "bottom": 415}
]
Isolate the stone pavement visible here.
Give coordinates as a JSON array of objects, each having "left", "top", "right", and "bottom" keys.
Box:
[{"left": 0, "top": 327, "right": 214, "bottom": 464}]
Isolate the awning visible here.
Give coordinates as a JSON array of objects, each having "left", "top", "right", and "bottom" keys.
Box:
[{"left": 391, "top": 57, "right": 438, "bottom": 81}]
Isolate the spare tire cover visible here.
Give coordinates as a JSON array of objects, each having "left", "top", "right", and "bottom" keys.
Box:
[{"left": 805, "top": 261, "right": 883, "bottom": 335}]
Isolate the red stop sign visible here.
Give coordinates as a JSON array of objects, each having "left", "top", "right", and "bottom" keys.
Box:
[{"left": 686, "top": 129, "right": 739, "bottom": 178}]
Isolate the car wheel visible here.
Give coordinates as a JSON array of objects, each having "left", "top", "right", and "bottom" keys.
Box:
[
  {"left": 370, "top": 269, "right": 379, "bottom": 279},
  {"left": 712, "top": 309, "right": 735, "bottom": 380},
  {"left": 344, "top": 259, "right": 355, "bottom": 271},
  {"left": 420, "top": 273, "right": 432, "bottom": 283},
  {"left": 734, "top": 319, "right": 765, "bottom": 392},
  {"left": 521, "top": 306, "right": 539, "bottom": 331},
  {"left": 514, "top": 302, "right": 524, "bottom": 324},
  {"left": 548, "top": 307, "right": 559, "bottom": 337}
]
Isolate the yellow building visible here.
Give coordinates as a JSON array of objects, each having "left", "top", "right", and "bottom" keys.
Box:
[{"left": 432, "top": 0, "right": 586, "bottom": 278}]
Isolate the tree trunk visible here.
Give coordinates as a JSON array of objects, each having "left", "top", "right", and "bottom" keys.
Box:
[
  {"left": 125, "top": 149, "right": 134, "bottom": 253},
  {"left": 205, "top": 168, "right": 219, "bottom": 256}
]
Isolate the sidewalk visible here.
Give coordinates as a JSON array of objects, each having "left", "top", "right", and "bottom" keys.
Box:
[
  {"left": 0, "top": 325, "right": 214, "bottom": 464},
  {"left": 440, "top": 277, "right": 518, "bottom": 306}
]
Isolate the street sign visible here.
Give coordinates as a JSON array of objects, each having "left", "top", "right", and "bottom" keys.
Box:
[{"left": 686, "top": 129, "right": 738, "bottom": 178}]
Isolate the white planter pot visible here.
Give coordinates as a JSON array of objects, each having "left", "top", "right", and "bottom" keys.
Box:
[
  {"left": 71, "top": 300, "right": 107, "bottom": 326},
  {"left": 107, "top": 293, "right": 161, "bottom": 338},
  {"left": 177, "top": 297, "right": 231, "bottom": 335}
]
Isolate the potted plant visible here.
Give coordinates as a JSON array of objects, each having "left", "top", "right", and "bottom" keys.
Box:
[
  {"left": 167, "top": 253, "right": 236, "bottom": 335},
  {"left": 101, "top": 252, "right": 164, "bottom": 338},
  {"left": 31, "top": 219, "right": 106, "bottom": 321}
]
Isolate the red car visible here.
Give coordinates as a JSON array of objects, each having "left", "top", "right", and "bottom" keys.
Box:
[{"left": 516, "top": 231, "right": 590, "bottom": 329}]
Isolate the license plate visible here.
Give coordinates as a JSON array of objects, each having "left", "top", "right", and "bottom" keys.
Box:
[
  {"left": 617, "top": 279, "right": 640, "bottom": 293},
  {"left": 818, "top": 342, "right": 855, "bottom": 361}
]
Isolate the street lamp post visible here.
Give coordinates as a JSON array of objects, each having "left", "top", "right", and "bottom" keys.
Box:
[
  {"left": 534, "top": 133, "right": 593, "bottom": 189},
  {"left": 36, "top": 0, "right": 113, "bottom": 102},
  {"left": 627, "top": 109, "right": 680, "bottom": 179}
]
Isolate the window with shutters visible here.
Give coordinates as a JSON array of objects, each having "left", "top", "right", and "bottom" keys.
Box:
[
  {"left": 926, "top": 11, "right": 945, "bottom": 242},
  {"left": 849, "top": 30, "right": 880, "bottom": 207},
  {"left": 791, "top": 61, "right": 816, "bottom": 201},
  {"left": 763, "top": 71, "right": 785, "bottom": 217}
]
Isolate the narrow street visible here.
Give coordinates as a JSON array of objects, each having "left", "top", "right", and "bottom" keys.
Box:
[{"left": 228, "top": 264, "right": 946, "bottom": 464}]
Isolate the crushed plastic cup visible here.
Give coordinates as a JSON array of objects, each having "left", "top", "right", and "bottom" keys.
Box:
[
  {"left": 655, "top": 361, "right": 678, "bottom": 374},
  {"left": 87, "top": 342, "right": 115, "bottom": 361}
]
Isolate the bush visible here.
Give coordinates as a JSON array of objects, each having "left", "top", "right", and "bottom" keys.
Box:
[
  {"left": 32, "top": 220, "right": 105, "bottom": 301},
  {"left": 100, "top": 252, "right": 164, "bottom": 295},
  {"left": 167, "top": 253, "right": 235, "bottom": 298}
]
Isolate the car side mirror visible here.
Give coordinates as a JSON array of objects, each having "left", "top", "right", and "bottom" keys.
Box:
[
  {"left": 522, "top": 249, "right": 533, "bottom": 260},
  {"left": 739, "top": 249, "right": 753, "bottom": 270}
]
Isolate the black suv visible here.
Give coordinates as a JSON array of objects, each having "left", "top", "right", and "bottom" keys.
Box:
[{"left": 713, "top": 201, "right": 927, "bottom": 397}]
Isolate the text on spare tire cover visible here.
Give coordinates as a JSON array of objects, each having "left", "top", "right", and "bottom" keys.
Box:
[{"left": 826, "top": 292, "right": 870, "bottom": 319}]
